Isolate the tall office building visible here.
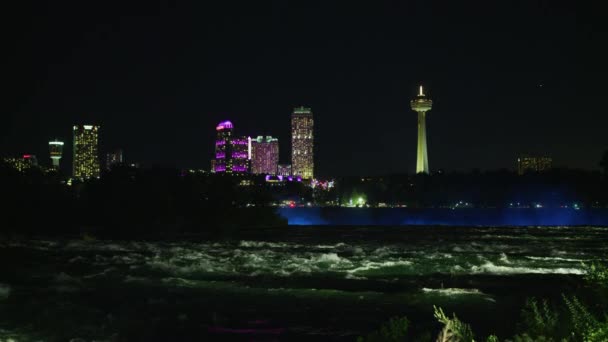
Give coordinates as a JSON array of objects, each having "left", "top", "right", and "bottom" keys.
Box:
[
  {"left": 106, "top": 148, "right": 123, "bottom": 170},
  {"left": 411, "top": 86, "right": 433, "bottom": 174},
  {"left": 517, "top": 155, "right": 552, "bottom": 175},
  {"left": 214, "top": 120, "right": 250, "bottom": 174},
  {"left": 48, "top": 140, "right": 64, "bottom": 169},
  {"left": 73, "top": 125, "right": 100, "bottom": 179},
  {"left": 291, "top": 106, "right": 314, "bottom": 179},
  {"left": 251, "top": 136, "right": 279, "bottom": 175}
]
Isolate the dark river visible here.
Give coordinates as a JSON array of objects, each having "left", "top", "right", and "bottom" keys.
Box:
[{"left": 1, "top": 225, "right": 607, "bottom": 341}]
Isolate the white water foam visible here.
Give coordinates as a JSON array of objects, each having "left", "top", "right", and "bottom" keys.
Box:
[
  {"left": 525, "top": 256, "right": 584, "bottom": 262},
  {"left": 470, "top": 261, "right": 584, "bottom": 275},
  {"left": 312, "top": 253, "right": 343, "bottom": 264},
  {"left": 499, "top": 253, "right": 511, "bottom": 264},
  {"left": 421, "top": 287, "right": 485, "bottom": 296},
  {"left": 347, "top": 260, "right": 412, "bottom": 274}
]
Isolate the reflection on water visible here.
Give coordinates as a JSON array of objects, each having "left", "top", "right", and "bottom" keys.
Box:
[{"left": 1, "top": 226, "right": 607, "bottom": 341}]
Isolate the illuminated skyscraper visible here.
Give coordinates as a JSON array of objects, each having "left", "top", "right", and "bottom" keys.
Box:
[
  {"left": 410, "top": 86, "right": 433, "bottom": 174},
  {"left": 251, "top": 136, "right": 279, "bottom": 175},
  {"left": 214, "top": 120, "right": 250, "bottom": 174},
  {"left": 105, "top": 148, "right": 123, "bottom": 170},
  {"left": 49, "top": 140, "right": 64, "bottom": 169},
  {"left": 291, "top": 106, "right": 314, "bottom": 179},
  {"left": 517, "top": 155, "right": 552, "bottom": 175},
  {"left": 73, "top": 125, "right": 100, "bottom": 179}
]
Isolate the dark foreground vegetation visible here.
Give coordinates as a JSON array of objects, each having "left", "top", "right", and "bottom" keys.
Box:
[
  {"left": 361, "top": 262, "right": 608, "bottom": 342},
  {"left": 0, "top": 162, "right": 286, "bottom": 237}
]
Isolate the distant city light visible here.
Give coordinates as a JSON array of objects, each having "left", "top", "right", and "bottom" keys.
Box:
[{"left": 216, "top": 120, "right": 234, "bottom": 131}]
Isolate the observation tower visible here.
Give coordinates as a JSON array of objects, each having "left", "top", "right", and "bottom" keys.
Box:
[
  {"left": 410, "top": 86, "right": 433, "bottom": 174},
  {"left": 49, "top": 140, "right": 64, "bottom": 169}
]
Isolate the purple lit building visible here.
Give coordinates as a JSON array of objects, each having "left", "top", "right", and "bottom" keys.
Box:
[
  {"left": 251, "top": 136, "right": 279, "bottom": 175},
  {"left": 277, "top": 164, "right": 292, "bottom": 176},
  {"left": 213, "top": 120, "right": 250, "bottom": 174}
]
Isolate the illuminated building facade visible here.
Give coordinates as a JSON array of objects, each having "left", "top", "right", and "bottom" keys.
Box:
[
  {"left": 214, "top": 120, "right": 250, "bottom": 174},
  {"left": 410, "top": 85, "right": 433, "bottom": 174},
  {"left": 517, "top": 155, "right": 553, "bottom": 175},
  {"left": 251, "top": 136, "right": 279, "bottom": 175},
  {"left": 278, "top": 164, "right": 292, "bottom": 176},
  {"left": 291, "top": 106, "right": 314, "bottom": 179},
  {"left": 3, "top": 155, "right": 38, "bottom": 172},
  {"left": 105, "top": 148, "right": 123, "bottom": 170},
  {"left": 73, "top": 125, "right": 100, "bottom": 179},
  {"left": 49, "top": 140, "right": 64, "bottom": 169}
]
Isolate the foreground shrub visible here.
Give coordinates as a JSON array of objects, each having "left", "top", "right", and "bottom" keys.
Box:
[{"left": 433, "top": 306, "right": 475, "bottom": 342}]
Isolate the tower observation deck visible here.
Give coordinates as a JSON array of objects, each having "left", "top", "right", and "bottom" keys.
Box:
[{"left": 410, "top": 86, "right": 433, "bottom": 174}]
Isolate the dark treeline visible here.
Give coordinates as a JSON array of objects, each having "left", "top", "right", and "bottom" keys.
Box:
[
  {"left": 0, "top": 162, "right": 286, "bottom": 237},
  {"left": 334, "top": 168, "right": 608, "bottom": 208},
  {"left": 3, "top": 157, "right": 608, "bottom": 236}
]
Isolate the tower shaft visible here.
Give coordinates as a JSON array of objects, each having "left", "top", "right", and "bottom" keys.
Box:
[{"left": 416, "top": 111, "right": 429, "bottom": 173}]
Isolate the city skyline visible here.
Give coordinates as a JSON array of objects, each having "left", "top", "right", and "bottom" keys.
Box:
[
  {"left": 1, "top": 91, "right": 601, "bottom": 177},
  {"left": 3, "top": 2, "right": 602, "bottom": 176}
]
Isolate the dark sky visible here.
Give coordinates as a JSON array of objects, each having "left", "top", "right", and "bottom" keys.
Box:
[{"left": 3, "top": 1, "right": 604, "bottom": 176}]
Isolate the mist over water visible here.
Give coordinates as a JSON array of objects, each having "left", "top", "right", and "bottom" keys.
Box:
[
  {"left": 1, "top": 226, "right": 607, "bottom": 341},
  {"left": 279, "top": 208, "right": 608, "bottom": 226}
]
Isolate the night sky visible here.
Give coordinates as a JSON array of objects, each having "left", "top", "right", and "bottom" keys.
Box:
[{"left": 3, "top": 1, "right": 604, "bottom": 176}]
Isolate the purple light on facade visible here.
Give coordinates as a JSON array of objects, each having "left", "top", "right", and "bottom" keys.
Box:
[
  {"left": 216, "top": 140, "right": 225, "bottom": 146},
  {"left": 231, "top": 152, "right": 248, "bottom": 159},
  {"left": 265, "top": 175, "right": 271, "bottom": 181},
  {"left": 216, "top": 120, "right": 234, "bottom": 131},
  {"left": 251, "top": 136, "right": 279, "bottom": 175},
  {"left": 215, "top": 165, "right": 226, "bottom": 172},
  {"left": 216, "top": 152, "right": 226, "bottom": 159},
  {"left": 232, "top": 165, "right": 247, "bottom": 172},
  {"left": 288, "top": 176, "right": 293, "bottom": 181},
  {"left": 232, "top": 140, "right": 248, "bottom": 145},
  {"left": 297, "top": 176, "right": 302, "bottom": 182},
  {"left": 278, "top": 175, "right": 284, "bottom": 181}
]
